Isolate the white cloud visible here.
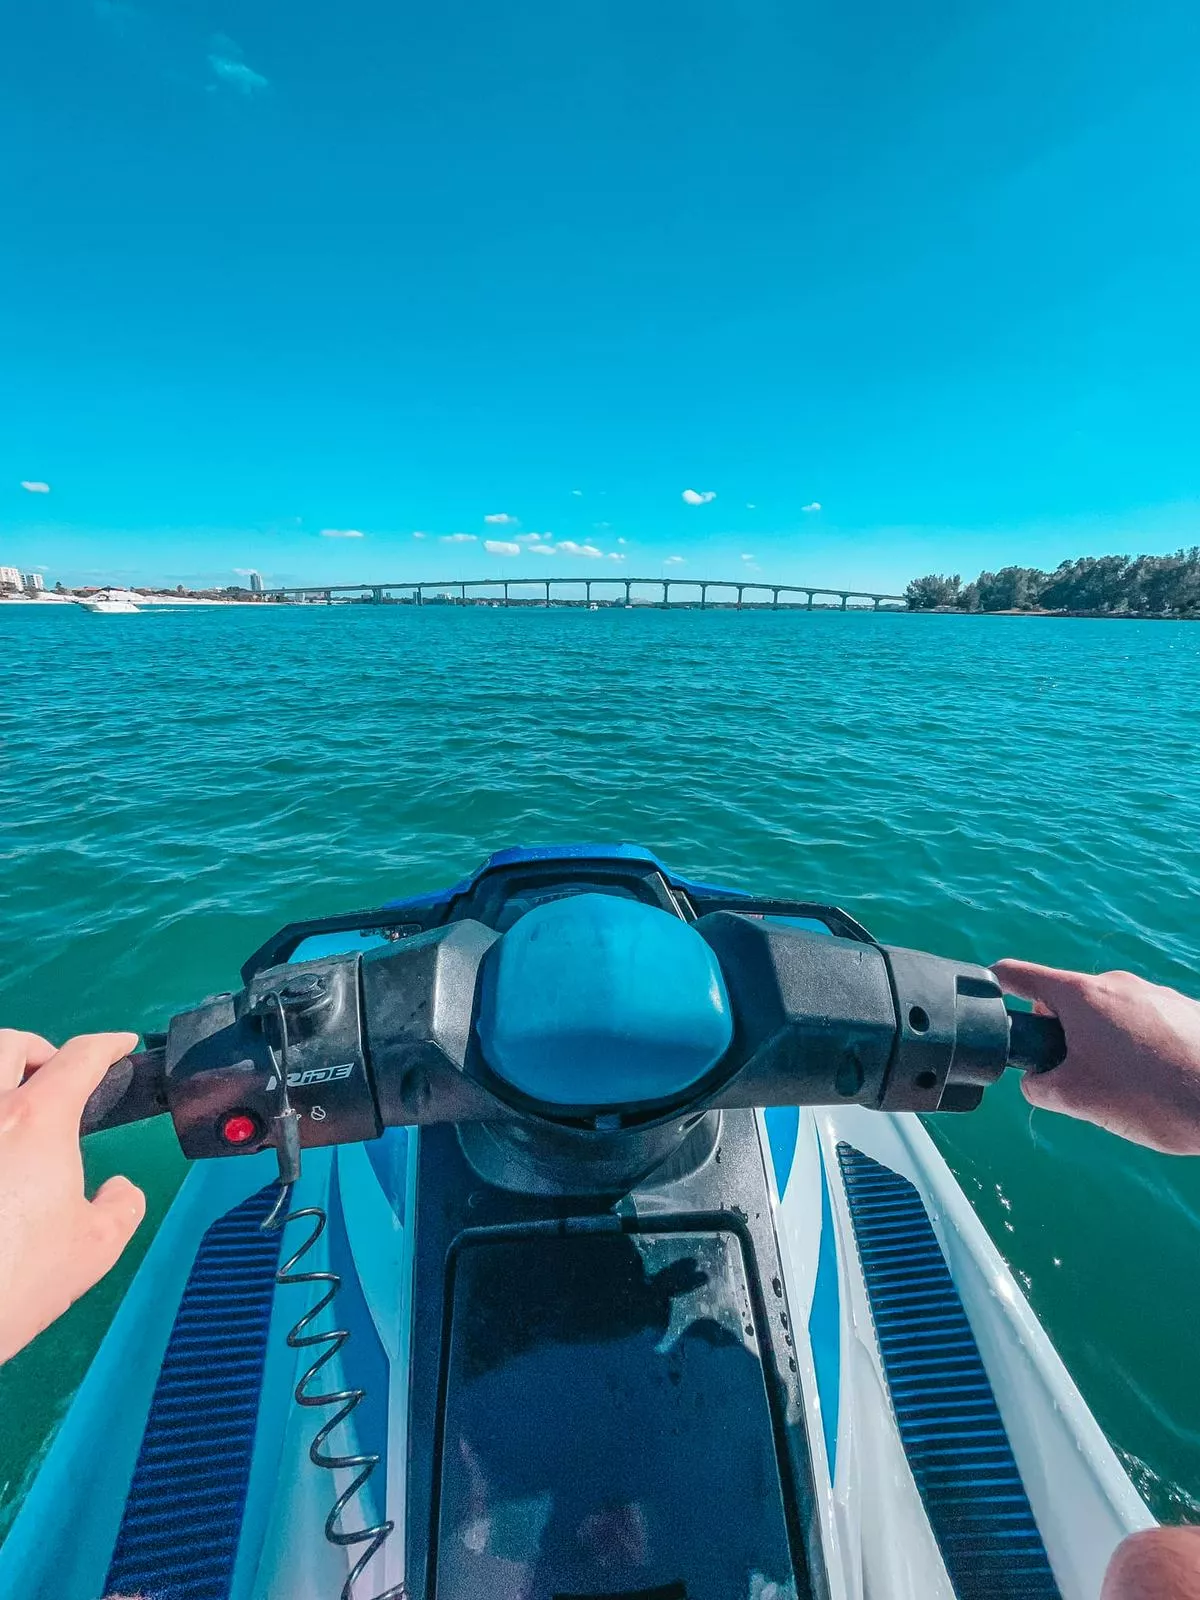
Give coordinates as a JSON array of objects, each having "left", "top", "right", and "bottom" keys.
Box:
[
  {"left": 681, "top": 489, "right": 716, "bottom": 505},
  {"left": 208, "top": 36, "right": 268, "bottom": 94},
  {"left": 664, "top": 555, "right": 685, "bottom": 565},
  {"left": 320, "top": 528, "right": 364, "bottom": 538},
  {"left": 484, "top": 540, "right": 521, "bottom": 556},
  {"left": 484, "top": 513, "right": 518, "bottom": 525},
  {"left": 557, "top": 541, "right": 603, "bottom": 558},
  {"left": 441, "top": 532, "right": 477, "bottom": 543},
  {"left": 741, "top": 553, "right": 755, "bottom": 562},
  {"left": 210, "top": 56, "right": 268, "bottom": 93},
  {"left": 20, "top": 481, "right": 50, "bottom": 493},
  {"left": 528, "top": 542, "right": 557, "bottom": 555},
  {"left": 802, "top": 501, "right": 821, "bottom": 513},
  {"left": 234, "top": 567, "right": 257, "bottom": 576},
  {"left": 571, "top": 489, "right": 583, "bottom": 496},
  {"left": 515, "top": 532, "right": 545, "bottom": 543},
  {"left": 616, "top": 536, "right": 627, "bottom": 545},
  {"left": 746, "top": 502, "right": 756, "bottom": 509},
  {"left": 593, "top": 521, "right": 611, "bottom": 530},
  {"left": 608, "top": 552, "right": 626, "bottom": 562},
  {"left": 412, "top": 531, "right": 427, "bottom": 539}
]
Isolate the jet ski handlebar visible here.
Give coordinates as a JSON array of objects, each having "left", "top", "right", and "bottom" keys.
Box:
[{"left": 80, "top": 910, "right": 1067, "bottom": 1154}]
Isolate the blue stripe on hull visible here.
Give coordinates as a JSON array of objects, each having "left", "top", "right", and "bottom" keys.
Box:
[
  {"left": 764, "top": 1105, "right": 800, "bottom": 1197},
  {"left": 808, "top": 1148, "right": 841, "bottom": 1479}
]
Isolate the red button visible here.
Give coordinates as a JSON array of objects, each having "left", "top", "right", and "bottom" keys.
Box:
[{"left": 222, "top": 1112, "right": 259, "bottom": 1146}]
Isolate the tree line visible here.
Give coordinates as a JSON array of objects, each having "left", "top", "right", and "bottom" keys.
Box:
[{"left": 905, "top": 550, "right": 1200, "bottom": 616}]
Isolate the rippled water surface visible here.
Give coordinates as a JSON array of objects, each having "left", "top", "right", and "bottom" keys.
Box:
[{"left": 2, "top": 603, "right": 1199, "bottom": 1528}]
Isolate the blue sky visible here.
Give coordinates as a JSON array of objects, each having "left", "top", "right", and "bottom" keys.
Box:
[{"left": 2, "top": 0, "right": 1198, "bottom": 590}]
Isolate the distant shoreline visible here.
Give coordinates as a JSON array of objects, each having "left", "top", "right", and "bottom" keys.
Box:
[
  {"left": 3, "top": 594, "right": 1195, "bottom": 619},
  {"left": 908, "top": 606, "right": 1199, "bottom": 621},
  {"left": 0, "top": 594, "right": 247, "bottom": 608}
]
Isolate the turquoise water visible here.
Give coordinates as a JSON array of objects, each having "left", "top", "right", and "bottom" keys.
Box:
[{"left": 2, "top": 603, "right": 1199, "bottom": 1529}]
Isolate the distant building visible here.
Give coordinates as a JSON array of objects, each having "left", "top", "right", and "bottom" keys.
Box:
[
  {"left": 248, "top": 571, "right": 264, "bottom": 593},
  {"left": 23, "top": 572, "right": 44, "bottom": 592},
  {"left": 0, "top": 565, "right": 20, "bottom": 592}
]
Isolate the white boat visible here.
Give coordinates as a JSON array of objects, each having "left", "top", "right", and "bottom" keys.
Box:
[
  {"left": 79, "top": 589, "right": 143, "bottom": 614},
  {"left": 0, "top": 845, "right": 1152, "bottom": 1600}
]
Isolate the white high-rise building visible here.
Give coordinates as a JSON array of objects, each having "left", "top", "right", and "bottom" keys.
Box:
[
  {"left": 23, "top": 572, "right": 44, "bottom": 592},
  {"left": 249, "top": 571, "right": 264, "bottom": 593},
  {"left": 0, "top": 566, "right": 21, "bottom": 592}
]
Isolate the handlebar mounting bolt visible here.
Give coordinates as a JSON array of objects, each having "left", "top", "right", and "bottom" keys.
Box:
[{"left": 276, "top": 972, "right": 331, "bottom": 1016}]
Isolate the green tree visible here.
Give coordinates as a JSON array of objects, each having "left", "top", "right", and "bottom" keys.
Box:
[
  {"left": 907, "top": 550, "right": 1200, "bottom": 616},
  {"left": 973, "top": 566, "right": 1046, "bottom": 611},
  {"left": 1040, "top": 556, "right": 1131, "bottom": 612},
  {"left": 1132, "top": 549, "right": 1200, "bottom": 614},
  {"left": 905, "top": 573, "right": 962, "bottom": 610}
]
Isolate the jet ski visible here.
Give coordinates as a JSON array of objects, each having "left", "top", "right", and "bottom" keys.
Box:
[{"left": 0, "top": 844, "right": 1152, "bottom": 1600}]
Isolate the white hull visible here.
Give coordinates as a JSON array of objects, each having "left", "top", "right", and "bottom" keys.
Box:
[{"left": 0, "top": 1107, "right": 1150, "bottom": 1600}]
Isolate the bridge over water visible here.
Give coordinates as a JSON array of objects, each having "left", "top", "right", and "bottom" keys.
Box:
[{"left": 263, "top": 576, "right": 906, "bottom": 610}]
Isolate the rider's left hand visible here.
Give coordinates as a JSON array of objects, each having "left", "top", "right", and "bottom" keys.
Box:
[{"left": 0, "top": 1029, "right": 146, "bottom": 1365}]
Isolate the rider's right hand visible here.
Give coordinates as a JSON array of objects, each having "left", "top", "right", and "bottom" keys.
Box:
[{"left": 992, "top": 962, "right": 1200, "bottom": 1156}]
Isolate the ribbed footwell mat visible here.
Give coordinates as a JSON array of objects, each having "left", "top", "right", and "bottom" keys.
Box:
[
  {"left": 103, "top": 1183, "right": 283, "bottom": 1600},
  {"left": 836, "top": 1143, "right": 1060, "bottom": 1599}
]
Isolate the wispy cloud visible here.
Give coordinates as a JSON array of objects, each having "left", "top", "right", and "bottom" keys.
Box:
[
  {"left": 234, "top": 567, "right": 258, "bottom": 576},
  {"left": 681, "top": 489, "right": 716, "bottom": 505},
  {"left": 208, "top": 35, "right": 268, "bottom": 94},
  {"left": 412, "top": 531, "right": 428, "bottom": 539},
  {"left": 616, "top": 536, "right": 627, "bottom": 545},
  {"left": 740, "top": 553, "right": 755, "bottom": 562},
  {"left": 664, "top": 555, "right": 686, "bottom": 565},
  {"left": 484, "top": 539, "right": 521, "bottom": 556},
  {"left": 441, "top": 533, "right": 476, "bottom": 543},
  {"left": 802, "top": 501, "right": 821, "bottom": 513},
  {"left": 571, "top": 489, "right": 583, "bottom": 497},
  {"left": 515, "top": 532, "right": 545, "bottom": 543},
  {"left": 484, "top": 512, "right": 518, "bottom": 525},
  {"left": 746, "top": 502, "right": 756, "bottom": 510},
  {"left": 608, "top": 553, "right": 626, "bottom": 562},
  {"left": 20, "top": 480, "right": 50, "bottom": 494},
  {"left": 557, "top": 541, "right": 603, "bottom": 558},
  {"left": 527, "top": 542, "right": 557, "bottom": 555},
  {"left": 320, "top": 528, "right": 364, "bottom": 538},
  {"left": 92, "top": 7, "right": 269, "bottom": 98}
]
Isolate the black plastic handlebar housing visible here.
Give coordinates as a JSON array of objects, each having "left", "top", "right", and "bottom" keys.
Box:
[{"left": 80, "top": 912, "right": 1069, "bottom": 1160}]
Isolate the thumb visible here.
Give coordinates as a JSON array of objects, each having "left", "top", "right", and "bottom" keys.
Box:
[
  {"left": 1018, "top": 1052, "right": 1083, "bottom": 1118},
  {"left": 1019, "top": 1068, "right": 1064, "bottom": 1113},
  {"left": 82, "top": 1176, "right": 147, "bottom": 1281}
]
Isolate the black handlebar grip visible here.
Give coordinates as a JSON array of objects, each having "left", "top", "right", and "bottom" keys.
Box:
[
  {"left": 80, "top": 1048, "right": 168, "bottom": 1136},
  {"left": 1006, "top": 1009, "right": 1067, "bottom": 1075}
]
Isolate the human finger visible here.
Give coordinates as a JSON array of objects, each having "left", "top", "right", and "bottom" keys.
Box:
[
  {"left": 1019, "top": 1065, "right": 1073, "bottom": 1114},
  {"left": 0, "top": 1030, "right": 57, "bottom": 1093},
  {"left": 991, "top": 959, "right": 1084, "bottom": 1013},
  {"left": 80, "top": 1176, "right": 146, "bottom": 1282},
  {"left": 20, "top": 1032, "right": 140, "bottom": 1126}
]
